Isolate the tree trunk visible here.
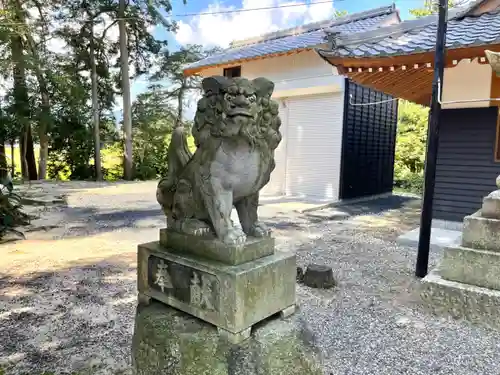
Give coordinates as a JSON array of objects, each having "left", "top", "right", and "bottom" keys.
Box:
[
  {"left": 19, "top": 134, "right": 26, "bottom": 179},
  {"left": 90, "top": 23, "right": 102, "bottom": 181},
  {"left": 25, "top": 126, "right": 37, "bottom": 179},
  {"left": 29, "top": 59, "right": 51, "bottom": 180},
  {"left": 35, "top": 82, "right": 50, "bottom": 180},
  {"left": 0, "top": 142, "right": 7, "bottom": 181},
  {"left": 38, "top": 133, "right": 49, "bottom": 179},
  {"left": 14, "top": 0, "right": 50, "bottom": 180},
  {"left": 10, "top": 141, "right": 15, "bottom": 177},
  {"left": 119, "top": 0, "right": 133, "bottom": 180},
  {"left": 10, "top": 22, "right": 37, "bottom": 181},
  {"left": 176, "top": 85, "right": 184, "bottom": 128}
]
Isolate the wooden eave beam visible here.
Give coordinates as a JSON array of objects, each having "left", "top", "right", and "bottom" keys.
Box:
[
  {"left": 369, "top": 66, "right": 428, "bottom": 89},
  {"left": 325, "top": 43, "right": 500, "bottom": 70},
  {"left": 345, "top": 65, "right": 433, "bottom": 104},
  {"left": 337, "top": 45, "right": 500, "bottom": 106}
]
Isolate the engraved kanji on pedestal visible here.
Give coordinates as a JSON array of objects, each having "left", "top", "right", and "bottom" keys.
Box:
[
  {"left": 190, "top": 272, "right": 216, "bottom": 311},
  {"left": 146, "top": 254, "right": 220, "bottom": 313},
  {"left": 154, "top": 260, "right": 173, "bottom": 292}
]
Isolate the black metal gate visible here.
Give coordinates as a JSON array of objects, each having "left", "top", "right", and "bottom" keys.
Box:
[{"left": 339, "top": 79, "right": 398, "bottom": 200}]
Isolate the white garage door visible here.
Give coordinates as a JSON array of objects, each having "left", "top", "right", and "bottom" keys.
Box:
[
  {"left": 260, "top": 100, "right": 287, "bottom": 196},
  {"left": 284, "top": 93, "right": 344, "bottom": 200}
]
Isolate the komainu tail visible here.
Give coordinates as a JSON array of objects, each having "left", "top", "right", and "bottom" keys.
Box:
[
  {"left": 168, "top": 126, "right": 193, "bottom": 171},
  {"left": 157, "top": 127, "right": 193, "bottom": 211}
]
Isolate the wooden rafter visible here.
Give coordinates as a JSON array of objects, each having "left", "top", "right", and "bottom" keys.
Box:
[
  {"left": 343, "top": 64, "right": 433, "bottom": 104},
  {"left": 384, "top": 67, "right": 428, "bottom": 91},
  {"left": 323, "top": 44, "right": 500, "bottom": 70},
  {"left": 332, "top": 44, "right": 500, "bottom": 105},
  {"left": 391, "top": 68, "right": 431, "bottom": 94},
  {"left": 400, "top": 77, "right": 433, "bottom": 100}
]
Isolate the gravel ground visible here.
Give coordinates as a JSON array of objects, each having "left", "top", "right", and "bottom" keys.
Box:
[{"left": 1, "top": 182, "right": 500, "bottom": 375}]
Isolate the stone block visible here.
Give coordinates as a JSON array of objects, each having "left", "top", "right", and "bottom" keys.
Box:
[
  {"left": 440, "top": 246, "right": 500, "bottom": 290},
  {"left": 481, "top": 195, "right": 500, "bottom": 219},
  {"left": 420, "top": 270, "right": 500, "bottom": 330},
  {"left": 397, "top": 227, "right": 462, "bottom": 251},
  {"left": 160, "top": 229, "right": 275, "bottom": 266},
  {"left": 462, "top": 211, "right": 500, "bottom": 252},
  {"left": 131, "top": 302, "right": 324, "bottom": 375},
  {"left": 137, "top": 241, "right": 296, "bottom": 338}
]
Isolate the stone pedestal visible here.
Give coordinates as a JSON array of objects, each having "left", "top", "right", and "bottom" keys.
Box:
[
  {"left": 421, "top": 182, "right": 500, "bottom": 328},
  {"left": 136, "top": 229, "right": 296, "bottom": 343},
  {"left": 131, "top": 302, "right": 323, "bottom": 375}
]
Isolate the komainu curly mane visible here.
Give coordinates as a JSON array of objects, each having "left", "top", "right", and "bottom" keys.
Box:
[{"left": 156, "top": 75, "right": 282, "bottom": 245}]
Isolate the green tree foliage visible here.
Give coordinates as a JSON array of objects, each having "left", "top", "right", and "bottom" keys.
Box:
[
  {"left": 124, "top": 43, "right": 220, "bottom": 180},
  {"left": 131, "top": 87, "right": 176, "bottom": 180},
  {"left": 394, "top": 101, "right": 429, "bottom": 194},
  {"left": 409, "top": 0, "right": 457, "bottom": 18},
  {"left": 130, "top": 82, "right": 200, "bottom": 180},
  {"left": 0, "top": 93, "right": 24, "bottom": 178},
  {"left": 0, "top": 0, "right": 183, "bottom": 182},
  {"left": 49, "top": 0, "right": 185, "bottom": 180},
  {"left": 152, "top": 44, "right": 222, "bottom": 126},
  {"left": 0, "top": 0, "right": 39, "bottom": 180},
  {"left": 44, "top": 51, "right": 119, "bottom": 180}
]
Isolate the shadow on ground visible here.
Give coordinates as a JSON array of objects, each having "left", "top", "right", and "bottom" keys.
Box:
[
  {"left": 22, "top": 194, "right": 422, "bottom": 242},
  {"left": 0, "top": 255, "right": 137, "bottom": 375},
  {"left": 37, "top": 208, "right": 312, "bottom": 239},
  {"left": 334, "top": 195, "right": 419, "bottom": 217}
]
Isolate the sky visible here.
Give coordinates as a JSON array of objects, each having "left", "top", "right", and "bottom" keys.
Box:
[{"left": 128, "top": 0, "right": 430, "bottom": 118}]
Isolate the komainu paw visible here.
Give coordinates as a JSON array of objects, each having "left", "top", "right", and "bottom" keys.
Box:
[
  {"left": 249, "top": 222, "right": 271, "bottom": 238},
  {"left": 172, "top": 219, "right": 212, "bottom": 237},
  {"left": 223, "top": 227, "right": 247, "bottom": 246}
]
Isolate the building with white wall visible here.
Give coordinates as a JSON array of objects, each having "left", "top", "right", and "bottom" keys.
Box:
[{"left": 183, "top": 5, "right": 402, "bottom": 202}]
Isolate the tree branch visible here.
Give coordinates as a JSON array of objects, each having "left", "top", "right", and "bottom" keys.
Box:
[
  {"left": 99, "top": 19, "right": 119, "bottom": 42},
  {"left": 146, "top": 0, "right": 171, "bottom": 28}
]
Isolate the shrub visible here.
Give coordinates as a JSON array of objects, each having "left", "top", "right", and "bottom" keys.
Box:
[
  {"left": 394, "top": 164, "right": 424, "bottom": 194},
  {"left": 0, "top": 176, "right": 29, "bottom": 240},
  {"left": 394, "top": 100, "right": 428, "bottom": 195}
]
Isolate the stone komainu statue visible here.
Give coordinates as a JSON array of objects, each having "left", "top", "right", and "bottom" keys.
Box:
[{"left": 156, "top": 76, "right": 282, "bottom": 245}]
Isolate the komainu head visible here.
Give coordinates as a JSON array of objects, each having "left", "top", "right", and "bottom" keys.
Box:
[{"left": 193, "top": 75, "right": 282, "bottom": 149}]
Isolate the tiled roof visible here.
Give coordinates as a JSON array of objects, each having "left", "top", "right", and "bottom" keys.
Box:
[
  {"left": 320, "top": 5, "right": 500, "bottom": 59},
  {"left": 183, "top": 4, "right": 399, "bottom": 72}
]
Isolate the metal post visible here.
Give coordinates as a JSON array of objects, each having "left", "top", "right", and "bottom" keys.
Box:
[{"left": 415, "top": 0, "right": 448, "bottom": 278}]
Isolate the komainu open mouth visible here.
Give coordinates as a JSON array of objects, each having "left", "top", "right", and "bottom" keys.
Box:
[{"left": 227, "top": 108, "right": 253, "bottom": 118}]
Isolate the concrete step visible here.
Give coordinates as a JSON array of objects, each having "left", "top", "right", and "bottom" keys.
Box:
[
  {"left": 462, "top": 211, "right": 500, "bottom": 252},
  {"left": 421, "top": 269, "right": 500, "bottom": 330},
  {"left": 440, "top": 246, "right": 500, "bottom": 291}
]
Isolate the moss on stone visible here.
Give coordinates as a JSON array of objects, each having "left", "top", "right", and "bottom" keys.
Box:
[{"left": 132, "top": 302, "right": 323, "bottom": 375}]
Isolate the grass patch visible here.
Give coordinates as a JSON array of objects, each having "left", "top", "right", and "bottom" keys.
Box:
[{"left": 7, "top": 144, "right": 124, "bottom": 181}]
